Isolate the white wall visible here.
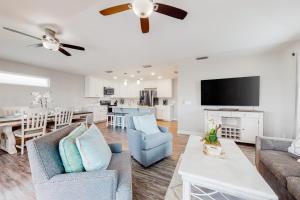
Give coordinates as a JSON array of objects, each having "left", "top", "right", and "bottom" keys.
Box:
[
  {"left": 0, "top": 59, "right": 95, "bottom": 108},
  {"left": 178, "top": 48, "right": 297, "bottom": 138}
]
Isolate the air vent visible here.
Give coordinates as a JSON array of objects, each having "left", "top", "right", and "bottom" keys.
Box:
[
  {"left": 105, "top": 70, "right": 113, "bottom": 73},
  {"left": 143, "top": 65, "right": 152, "bottom": 68},
  {"left": 196, "top": 56, "right": 209, "bottom": 60}
]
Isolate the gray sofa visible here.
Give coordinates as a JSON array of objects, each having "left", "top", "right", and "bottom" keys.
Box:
[
  {"left": 127, "top": 115, "right": 172, "bottom": 167},
  {"left": 27, "top": 124, "right": 132, "bottom": 200},
  {"left": 256, "top": 136, "right": 300, "bottom": 200}
]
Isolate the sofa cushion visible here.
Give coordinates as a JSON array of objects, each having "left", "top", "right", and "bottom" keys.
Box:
[
  {"left": 108, "top": 151, "right": 132, "bottom": 198},
  {"left": 287, "top": 177, "right": 300, "bottom": 200},
  {"left": 59, "top": 124, "right": 87, "bottom": 173},
  {"left": 76, "top": 124, "right": 112, "bottom": 171},
  {"left": 260, "top": 150, "right": 300, "bottom": 187},
  {"left": 141, "top": 132, "right": 172, "bottom": 150}
]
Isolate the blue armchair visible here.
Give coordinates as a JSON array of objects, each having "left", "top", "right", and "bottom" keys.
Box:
[
  {"left": 27, "top": 124, "right": 132, "bottom": 200},
  {"left": 127, "top": 115, "right": 173, "bottom": 167}
]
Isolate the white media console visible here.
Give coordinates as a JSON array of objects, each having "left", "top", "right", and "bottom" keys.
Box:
[{"left": 204, "top": 109, "right": 263, "bottom": 144}]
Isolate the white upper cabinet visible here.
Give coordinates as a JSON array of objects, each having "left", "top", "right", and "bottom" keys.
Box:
[
  {"left": 84, "top": 76, "right": 104, "bottom": 98},
  {"left": 85, "top": 76, "right": 173, "bottom": 98},
  {"left": 157, "top": 79, "right": 172, "bottom": 98}
]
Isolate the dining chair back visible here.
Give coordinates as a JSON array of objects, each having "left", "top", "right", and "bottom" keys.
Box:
[
  {"left": 53, "top": 108, "right": 73, "bottom": 131},
  {"left": 14, "top": 110, "right": 48, "bottom": 155}
]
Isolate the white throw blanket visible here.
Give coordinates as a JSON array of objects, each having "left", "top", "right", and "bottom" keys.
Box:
[{"left": 288, "top": 137, "right": 300, "bottom": 163}]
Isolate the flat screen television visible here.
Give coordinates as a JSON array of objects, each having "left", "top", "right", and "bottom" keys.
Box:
[{"left": 201, "top": 76, "right": 260, "bottom": 106}]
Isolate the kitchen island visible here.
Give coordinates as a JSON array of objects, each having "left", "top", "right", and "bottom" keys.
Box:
[{"left": 111, "top": 106, "right": 155, "bottom": 115}]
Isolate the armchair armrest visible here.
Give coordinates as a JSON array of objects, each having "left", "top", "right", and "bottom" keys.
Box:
[
  {"left": 255, "top": 136, "right": 293, "bottom": 168},
  {"left": 109, "top": 143, "right": 122, "bottom": 153},
  {"left": 158, "top": 126, "right": 169, "bottom": 133},
  {"left": 36, "top": 170, "right": 117, "bottom": 200}
]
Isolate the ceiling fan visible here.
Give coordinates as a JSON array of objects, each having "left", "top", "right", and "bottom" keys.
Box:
[
  {"left": 99, "top": 0, "right": 188, "bottom": 33},
  {"left": 3, "top": 27, "right": 85, "bottom": 56}
]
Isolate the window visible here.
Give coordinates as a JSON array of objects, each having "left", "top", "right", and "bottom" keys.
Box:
[{"left": 0, "top": 71, "right": 50, "bottom": 88}]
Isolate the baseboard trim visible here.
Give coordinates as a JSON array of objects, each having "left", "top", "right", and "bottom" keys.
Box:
[{"left": 178, "top": 130, "right": 202, "bottom": 136}]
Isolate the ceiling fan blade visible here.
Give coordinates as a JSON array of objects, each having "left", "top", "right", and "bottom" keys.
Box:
[
  {"left": 3, "top": 27, "right": 41, "bottom": 40},
  {"left": 60, "top": 43, "right": 85, "bottom": 51},
  {"left": 154, "top": 3, "right": 188, "bottom": 20},
  {"left": 59, "top": 48, "right": 71, "bottom": 56},
  {"left": 140, "top": 18, "right": 149, "bottom": 33},
  {"left": 99, "top": 3, "right": 131, "bottom": 16},
  {"left": 28, "top": 43, "right": 43, "bottom": 47}
]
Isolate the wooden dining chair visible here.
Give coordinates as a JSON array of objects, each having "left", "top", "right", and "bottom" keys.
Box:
[
  {"left": 14, "top": 110, "right": 48, "bottom": 155},
  {"left": 53, "top": 109, "right": 73, "bottom": 131}
]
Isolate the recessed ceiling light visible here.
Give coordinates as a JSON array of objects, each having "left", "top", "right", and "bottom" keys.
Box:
[
  {"left": 143, "top": 65, "right": 152, "bottom": 68},
  {"left": 113, "top": 76, "right": 118, "bottom": 80},
  {"left": 158, "top": 76, "right": 163, "bottom": 79},
  {"left": 140, "top": 78, "right": 144, "bottom": 81},
  {"left": 151, "top": 72, "right": 155, "bottom": 76},
  {"left": 196, "top": 56, "right": 209, "bottom": 60},
  {"left": 130, "top": 74, "right": 135, "bottom": 78},
  {"left": 105, "top": 70, "right": 113, "bottom": 73}
]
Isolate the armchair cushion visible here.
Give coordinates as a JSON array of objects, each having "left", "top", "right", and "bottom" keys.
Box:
[
  {"left": 141, "top": 132, "right": 172, "bottom": 150},
  {"left": 76, "top": 124, "right": 112, "bottom": 171},
  {"left": 260, "top": 150, "right": 300, "bottom": 187},
  {"left": 59, "top": 124, "right": 87, "bottom": 173}
]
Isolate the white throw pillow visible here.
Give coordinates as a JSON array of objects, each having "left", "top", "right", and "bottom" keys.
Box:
[{"left": 76, "top": 124, "right": 112, "bottom": 171}]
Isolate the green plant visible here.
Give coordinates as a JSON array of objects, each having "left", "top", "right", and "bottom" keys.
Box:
[{"left": 204, "top": 125, "right": 221, "bottom": 145}]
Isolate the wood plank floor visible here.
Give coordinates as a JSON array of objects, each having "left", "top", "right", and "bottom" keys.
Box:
[{"left": 0, "top": 121, "right": 254, "bottom": 200}]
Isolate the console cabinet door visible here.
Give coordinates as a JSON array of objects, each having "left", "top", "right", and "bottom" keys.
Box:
[{"left": 241, "top": 117, "right": 259, "bottom": 143}]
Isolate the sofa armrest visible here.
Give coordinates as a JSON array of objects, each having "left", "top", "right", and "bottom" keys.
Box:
[
  {"left": 158, "top": 126, "right": 169, "bottom": 133},
  {"left": 36, "top": 170, "right": 118, "bottom": 200},
  {"left": 109, "top": 143, "right": 122, "bottom": 153},
  {"left": 255, "top": 136, "right": 293, "bottom": 168}
]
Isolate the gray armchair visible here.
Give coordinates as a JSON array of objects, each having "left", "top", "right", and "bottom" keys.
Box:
[
  {"left": 256, "top": 136, "right": 300, "bottom": 200},
  {"left": 127, "top": 115, "right": 172, "bottom": 167},
  {"left": 27, "top": 124, "right": 132, "bottom": 200}
]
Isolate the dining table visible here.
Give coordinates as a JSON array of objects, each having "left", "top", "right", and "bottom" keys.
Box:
[{"left": 0, "top": 111, "right": 93, "bottom": 154}]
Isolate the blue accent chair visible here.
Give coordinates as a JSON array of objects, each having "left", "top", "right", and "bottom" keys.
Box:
[
  {"left": 127, "top": 115, "right": 173, "bottom": 167},
  {"left": 26, "top": 124, "right": 132, "bottom": 200}
]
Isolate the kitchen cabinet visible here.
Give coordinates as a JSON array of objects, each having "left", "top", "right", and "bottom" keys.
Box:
[
  {"left": 155, "top": 105, "right": 174, "bottom": 121},
  {"left": 83, "top": 105, "right": 107, "bottom": 123},
  {"left": 84, "top": 76, "right": 173, "bottom": 99},
  {"left": 84, "top": 77, "right": 105, "bottom": 98},
  {"left": 157, "top": 79, "right": 172, "bottom": 98}
]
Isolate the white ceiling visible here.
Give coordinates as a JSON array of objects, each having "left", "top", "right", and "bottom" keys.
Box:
[{"left": 1, "top": 0, "right": 300, "bottom": 80}]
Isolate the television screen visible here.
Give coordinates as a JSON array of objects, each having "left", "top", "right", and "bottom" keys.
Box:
[{"left": 201, "top": 76, "right": 260, "bottom": 106}]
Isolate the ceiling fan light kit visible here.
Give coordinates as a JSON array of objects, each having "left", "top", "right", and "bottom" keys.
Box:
[
  {"left": 3, "top": 27, "right": 85, "bottom": 57},
  {"left": 132, "top": 0, "right": 154, "bottom": 18},
  {"left": 99, "top": 0, "right": 188, "bottom": 33}
]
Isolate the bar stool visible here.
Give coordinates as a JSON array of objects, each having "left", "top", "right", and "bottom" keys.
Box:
[
  {"left": 106, "top": 112, "right": 115, "bottom": 127},
  {"left": 114, "top": 113, "right": 126, "bottom": 130}
]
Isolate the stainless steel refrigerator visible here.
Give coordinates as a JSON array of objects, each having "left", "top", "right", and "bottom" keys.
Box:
[{"left": 139, "top": 89, "right": 158, "bottom": 107}]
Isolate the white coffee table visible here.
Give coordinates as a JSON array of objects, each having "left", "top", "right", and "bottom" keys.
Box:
[{"left": 178, "top": 136, "right": 277, "bottom": 200}]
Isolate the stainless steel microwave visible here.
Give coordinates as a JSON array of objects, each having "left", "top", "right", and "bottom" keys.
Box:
[{"left": 104, "top": 87, "right": 114, "bottom": 95}]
